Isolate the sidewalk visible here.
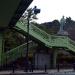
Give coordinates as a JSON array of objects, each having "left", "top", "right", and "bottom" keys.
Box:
[
  {"left": 0, "top": 69, "right": 74, "bottom": 75},
  {"left": 47, "top": 69, "right": 73, "bottom": 73},
  {"left": 0, "top": 70, "right": 48, "bottom": 75}
]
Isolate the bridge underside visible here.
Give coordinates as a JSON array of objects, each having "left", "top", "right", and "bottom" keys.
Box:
[{"left": 0, "top": 0, "right": 32, "bottom": 29}]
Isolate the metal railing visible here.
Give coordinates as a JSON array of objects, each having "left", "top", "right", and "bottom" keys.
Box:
[
  {"left": 1, "top": 41, "right": 37, "bottom": 65},
  {"left": 16, "top": 21, "right": 75, "bottom": 52}
]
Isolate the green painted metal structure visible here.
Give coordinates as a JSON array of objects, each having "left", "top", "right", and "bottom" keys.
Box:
[
  {"left": 15, "top": 21, "right": 75, "bottom": 52},
  {"left": 0, "top": 19, "right": 75, "bottom": 66},
  {"left": 0, "top": 41, "right": 37, "bottom": 65},
  {"left": 0, "top": 33, "right": 4, "bottom": 66},
  {"left": 0, "top": 20, "right": 75, "bottom": 66},
  {"left": 0, "top": 0, "right": 75, "bottom": 67},
  {"left": 0, "top": 0, "right": 33, "bottom": 66}
]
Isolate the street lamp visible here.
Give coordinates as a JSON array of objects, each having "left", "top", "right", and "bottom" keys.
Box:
[{"left": 26, "top": 6, "right": 40, "bottom": 71}]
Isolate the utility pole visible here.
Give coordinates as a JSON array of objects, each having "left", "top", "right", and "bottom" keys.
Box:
[{"left": 26, "top": 6, "right": 40, "bottom": 72}]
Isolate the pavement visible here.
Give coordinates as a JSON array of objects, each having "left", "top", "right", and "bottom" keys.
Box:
[
  {"left": 0, "top": 70, "right": 48, "bottom": 75},
  {"left": 0, "top": 69, "right": 75, "bottom": 75}
]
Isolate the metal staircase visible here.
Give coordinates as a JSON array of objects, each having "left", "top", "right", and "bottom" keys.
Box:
[
  {"left": 0, "top": 41, "right": 37, "bottom": 65},
  {"left": 15, "top": 21, "right": 75, "bottom": 52},
  {"left": 1, "top": 21, "right": 75, "bottom": 66}
]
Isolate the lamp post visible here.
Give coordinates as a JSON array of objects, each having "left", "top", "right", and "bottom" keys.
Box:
[{"left": 26, "top": 6, "right": 40, "bottom": 72}]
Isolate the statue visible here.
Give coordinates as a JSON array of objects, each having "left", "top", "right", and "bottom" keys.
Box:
[
  {"left": 57, "top": 16, "right": 69, "bottom": 35},
  {"left": 60, "top": 16, "right": 65, "bottom": 30}
]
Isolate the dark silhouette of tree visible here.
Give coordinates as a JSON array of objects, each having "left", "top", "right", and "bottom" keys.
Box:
[
  {"left": 64, "top": 17, "right": 75, "bottom": 40},
  {"left": 38, "top": 20, "right": 60, "bottom": 34}
]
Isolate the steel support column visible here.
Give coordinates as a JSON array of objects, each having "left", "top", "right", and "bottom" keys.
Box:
[
  {"left": 50, "top": 50, "right": 58, "bottom": 69},
  {"left": 0, "top": 32, "right": 4, "bottom": 66}
]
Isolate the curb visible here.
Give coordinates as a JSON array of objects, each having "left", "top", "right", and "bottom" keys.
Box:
[{"left": 0, "top": 72, "right": 48, "bottom": 75}]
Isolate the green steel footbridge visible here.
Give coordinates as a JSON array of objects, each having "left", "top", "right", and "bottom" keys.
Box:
[
  {"left": 1, "top": 20, "right": 75, "bottom": 66},
  {"left": 0, "top": 0, "right": 75, "bottom": 67}
]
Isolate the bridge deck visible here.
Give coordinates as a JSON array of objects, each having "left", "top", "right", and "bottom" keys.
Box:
[{"left": 0, "top": 0, "right": 32, "bottom": 29}]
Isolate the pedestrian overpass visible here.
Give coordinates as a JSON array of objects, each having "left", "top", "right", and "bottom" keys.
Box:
[
  {"left": 1, "top": 21, "right": 75, "bottom": 66},
  {"left": 0, "top": 0, "right": 75, "bottom": 68}
]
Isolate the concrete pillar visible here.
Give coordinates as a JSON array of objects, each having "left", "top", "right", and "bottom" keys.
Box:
[
  {"left": 34, "top": 53, "right": 50, "bottom": 69},
  {"left": 50, "top": 50, "right": 57, "bottom": 69}
]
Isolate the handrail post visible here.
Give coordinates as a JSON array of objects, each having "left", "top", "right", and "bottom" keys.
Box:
[{"left": 45, "top": 64, "right": 47, "bottom": 72}]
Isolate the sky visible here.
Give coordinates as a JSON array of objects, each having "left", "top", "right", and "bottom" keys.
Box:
[{"left": 29, "top": 0, "right": 75, "bottom": 23}]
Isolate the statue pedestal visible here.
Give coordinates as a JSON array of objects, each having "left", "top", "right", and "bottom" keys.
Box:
[{"left": 57, "top": 30, "right": 69, "bottom": 36}]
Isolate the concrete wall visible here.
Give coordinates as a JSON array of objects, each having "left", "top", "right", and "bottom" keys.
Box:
[{"left": 34, "top": 53, "right": 50, "bottom": 69}]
